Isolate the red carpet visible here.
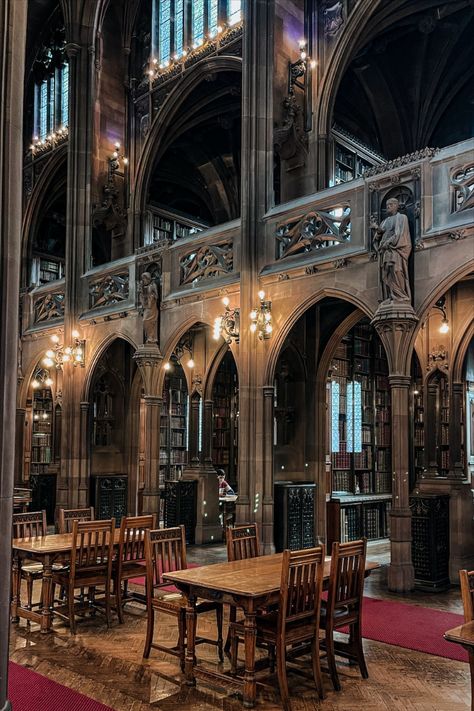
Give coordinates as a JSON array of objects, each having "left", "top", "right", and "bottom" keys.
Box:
[
  {"left": 8, "top": 661, "right": 115, "bottom": 711},
  {"left": 358, "top": 597, "right": 468, "bottom": 663}
]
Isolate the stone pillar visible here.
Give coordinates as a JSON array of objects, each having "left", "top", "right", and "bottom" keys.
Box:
[
  {"left": 262, "top": 385, "right": 275, "bottom": 553},
  {"left": 14, "top": 408, "right": 26, "bottom": 486},
  {"left": 372, "top": 303, "right": 418, "bottom": 592},
  {"left": 426, "top": 380, "right": 439, "bottom": 475},
  {"left": 79, "top": 401, "right": 90, "bottom": 505},
  {"left": 0, "top": 2, "right": 27, "bottom": 708},
  {"left": 133, "top": 343, "right": 163, "bottom": 514},
  {"left": 236, "top": 0, "right": 274, "bottom": 531},
  {"left": 188, "top": 394, "right": 200, "bottom": 467}
]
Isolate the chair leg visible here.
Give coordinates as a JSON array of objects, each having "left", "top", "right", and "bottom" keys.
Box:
[
  {"left": 225, "top": 604, "right": 237, "bottom": 656},
  {"left": 105, "top": 581, "right": 111, "bottom": 629},
  {"left": 353, "top": 622, "right": 369, "bottom": 679},
  {"left": 269, "top": 644, "right": 276, "bottom": 674},
  {"left": 325, "top": 630, "right": 341, "bottom": 692},
  {"left": 143, "top": 607, "right": 155, "bottom": 658},
  {"left": 178, "top": 610, "right": 186, "bottom": 672},
  {"left": 312, "top": 634, "right": 325, "bottom": 700},
  {"left": 115, "top": 577, "right": 124, "bottom": 625},
  {"left": 230, "top": 627, "right": 239, "bottom": 675},
  {"left": 26, "top": 576, "right": 33, "bottom": 611},
  {"left": 215, "top": 604, "right": 224, "bottom": 662},
  {"left": 276, "top": 640, "right": 291, "bottom": 711},
  {"left": 68, "top": 584, "right": 77, "bottom": 635}
]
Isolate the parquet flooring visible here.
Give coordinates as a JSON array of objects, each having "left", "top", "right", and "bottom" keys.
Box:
[{"left": 9, "top": 542, "right": 470, "bottom": 710}]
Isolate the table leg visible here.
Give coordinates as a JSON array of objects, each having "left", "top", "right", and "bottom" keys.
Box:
[
  {"left": 184, "top": 593, "right": 197, "bottom": 686},
  {"left": 40, "top": 554, "right": 53, "bottom": 634},
  {"left": 243, "top": 610, "right": 257, "bottom": 709},
  {"left": 10, "top": 552, "right": 20, "bottom": 623}
]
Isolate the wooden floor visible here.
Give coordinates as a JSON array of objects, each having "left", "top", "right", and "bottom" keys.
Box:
[{"left": 9, "top": 542, "right": 470, "bottom": 710}]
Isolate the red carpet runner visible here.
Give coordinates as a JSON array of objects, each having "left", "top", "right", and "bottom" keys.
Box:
[
  {"left": 359, "top": 596, "right": 468, "bottom": 663},
  {"left": 8, "top": 661, "right": 115, "bottom": 711}
]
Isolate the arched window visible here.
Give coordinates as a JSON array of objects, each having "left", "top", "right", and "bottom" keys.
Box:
[
  {"left": 150, "top": 0, "right": 242, "bottom": 70},
  {"left": 32, "top": 32, "right": 69, "bottom": 143}
]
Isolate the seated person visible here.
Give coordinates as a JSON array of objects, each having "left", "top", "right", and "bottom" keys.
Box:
[{"left": 217, "top": 469, "right": 234, "bottom": 497}]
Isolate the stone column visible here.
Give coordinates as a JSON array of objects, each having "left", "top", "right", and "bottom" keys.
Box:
[
  {"left": 449, "top": 381, "right": 464, "bottom": 479},
  {"left": 425, "top": 380, "right": 439, "bottom": 475},
  {"left": 372, "top": 303, "right": 418, "bottom": 592},
  {"left": 262, "top": 385, "right": 275, "bottom": 553},
  {"left": 133, "top": 343, "right": 163, "bottom": 514},
  {"left": 0, "top": 2, "right": 27, "bottom": 708},
  {"left": 188, "top": 395, "right": 201, "bottom": 467},
  {"left": 78, "top": 401, "right": 90, "bottom": 505},
  {"left": 14, "top": 408, "right": 26, "bottom": 486},
  {"left": 236, "top": 0, "right": 274, "bottom": 531}
]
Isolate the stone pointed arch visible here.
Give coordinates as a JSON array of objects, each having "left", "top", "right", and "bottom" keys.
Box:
[
  {"left": 130, "top": 55, "right": 242, "bottom": 246},
  {"left": 81, "top": 332, "right": 138, "bottom": 401}
]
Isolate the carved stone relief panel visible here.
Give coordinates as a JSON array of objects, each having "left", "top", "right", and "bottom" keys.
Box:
[
  {"left": 276, "top": 207, "right": 351, "bottom": 259},
  {"left": 180, "top": 242, "right": 234, "bottom": 285},
  {"left": 451, "top": 164, "right": 474, "bottom": 212},
  {"left": 89, "top": 272, "right": 129, "bottom": 309},
  {"left": 34, "top": 291, "right": 65, "bottom": 323}
]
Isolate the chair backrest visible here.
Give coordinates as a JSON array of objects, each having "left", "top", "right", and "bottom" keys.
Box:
[
  {"left": 12, "top": 510, "right": 47, "bottom": 539},
  {"left": 145, "top": 526, "right": 187, "bottom": 594},
  {"left": 58, "top": 507, "right": 95, "bottom": 534},
  {"left": 118, "top": 514, "right": 155, "bottom": 566},
  {"left": 326, "top": 538, "right": 367, "bottom": 627},
  {"left": 70, "top": 518, "right": 115, "bottom": 578},
  {"left": 460, "top": 569, "right": 474, "bottom": 623},
  {"left": 226, "top": 523, "right": 260, "bottom": 561},
  {"left": 279, "top": 545, "right": 325, "bottom": 635}
]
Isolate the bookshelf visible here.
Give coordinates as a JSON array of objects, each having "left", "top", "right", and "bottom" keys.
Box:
[
  {"left": 426, "top": 371, "right": 450, "bottom": 476},
  {"left": 332, "top": 128, "right": 384, "bottom": 185},
  {"left": 31, "top": 387, "right": 53, "bottom": 472},
  {"left": 212, "top": 351, "right": 239, "bottom": 489},
  {"left": 327, "top": 319, "right": 392, "bottom": 543},
  {"left": 160, "top": 365, "right": 188, "bottom": 486},
  {"left": 411, "top": 357, "right": 424, "bottom": 489}
]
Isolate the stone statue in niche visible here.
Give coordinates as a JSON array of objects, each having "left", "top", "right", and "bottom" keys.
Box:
[
  {"left": 138, "top": 271, "right": 159, "bottom": 344},
  {"left": 371, "top": 198, "right": 412, "bottom": 304}
]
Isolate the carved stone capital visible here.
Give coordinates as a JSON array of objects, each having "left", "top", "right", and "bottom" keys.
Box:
[
  {"left": 64, "top": 42, "right": 81, "bottom": 59},
  {"left": 371, "top": 303, "right": 418, "bottom": 376},
  {"left": 133, "top": 343, "right": 163, "bottom": 396}
]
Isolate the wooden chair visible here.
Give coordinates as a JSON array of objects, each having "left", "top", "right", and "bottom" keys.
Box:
[
  {"left": 114, "top": 514, "right": 155, "bottom": 622},
  {"left": 320, "top": 539, "right": 368, "bottom": 691},
  {"left": 229, "top": 545, "right": 326, "bottom": 710},
  {"left": 58, "top": 507, "right": 95, "bottom": 533},
  {"left": 12, "top": 510, "right": 48, "bottom": 613},
  {"left": 460, "top": 569, "right": 474, "bottom": 623},
  {"left": 52, "top": 518, "right": 115, "bottom": 634},
  {"left": 225, "top": 523, "right": 261, "bottom": 655},
  {"left": 143, "top": 525, "right": 223, "bottom": 669}
]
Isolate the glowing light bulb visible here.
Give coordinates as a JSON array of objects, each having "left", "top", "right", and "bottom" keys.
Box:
[
  {"left": 51, "top": 334, "right": 60, "bottom": 343},
  {"left": 114, "top": 142, "right": 121, "bottom": 150},
  {"left": 300, "top": 51, "right": 307, "bottom": 60},
  {"left": 310, "top": 60, "right": 317, "bottom": 69},
  {"left": 42, "top": 412, "right": 48, "bottom": 420},
  {"left": 45, "top": 350, "right": 55, "bottom": 359},
  {"left": 258, "top": 290, "right": 265, "bottom": 300},
  {"left": 250, "top": 323, "right": 257, "bottom": 333},
  {"left": 222, "top": 296, "right": 230, "bottom": 307},
  {"left": 45, "top": 378, "right": 53, "bottom": 387},
  {"left": 62, "top": 353, "right": 70, "bottom": 362},
  {"left": 413, "top": 389, "right": 419, "bottom": 395},
  {"left": 187, "top": 358, "right": 195, "bottom": 369},
  {"left": 123, "top": 157, "right": 129, "bottom": 165},
  {"left": 439, "top": 319, "right": 449, "bottom": 334},
  {"left": 43, "top": 357, "right": 54, "bottom": 367},
  {"left": 250, "top": 310, "right": 257, "bottom": 320},
  {"left": 264, "top": 312, "right": 272, "bottom": 322},
  {"left": 164, "top": 362, "right": 171, "bottom": 371},
  {"left": 265, "top": 323, "right": 273, "bottom": 334},
  {"left": 217, "top": 25, "right": 223, "bottom": 33},
  {"left": 32, "top": 379, "right": 40, "bottom": 389}
]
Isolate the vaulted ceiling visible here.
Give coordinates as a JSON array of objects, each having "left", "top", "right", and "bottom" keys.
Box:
[{"left": 333, "top": 1, "right": 474, "bottom": 158}]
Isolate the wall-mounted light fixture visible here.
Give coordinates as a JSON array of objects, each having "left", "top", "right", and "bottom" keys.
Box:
[
  {"left": 31, "top": 367, "right": 53, "bottom": 390},
  {"left": 433, "top": 296, "right": 449, "bottom": 334},
  {"left": 163, "top": 334, "right": 194, "bottom": 371},
  {"left": 288, "top": 40, "right": 317, "bottom": 133},
  {"left": 42, "top": 330, "right": 85, "bottom": 370},
  {"left": 109, "top": 142, "right": 128, "bottom": 177},
  {"left": 250, "top": 291, "right": 273, "bottom": 340},
  {"left": 213, "top": 297, "right": 240, "bottom": 344}
]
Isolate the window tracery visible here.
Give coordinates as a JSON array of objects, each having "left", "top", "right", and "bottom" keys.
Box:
[{"left": 31, "top": 28, "right": 69, "bottom": 145}]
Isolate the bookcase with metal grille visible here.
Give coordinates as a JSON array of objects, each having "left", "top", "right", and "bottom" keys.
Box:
[
  {"left": 274, "top": 482, "right": 316, "bottom": 552},
  {"left": 410, "top": 493, "right": 450, "bottom": 591}
]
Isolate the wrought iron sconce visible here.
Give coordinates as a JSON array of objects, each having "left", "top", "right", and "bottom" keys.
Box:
[
  {"left": 42, "top": 331, "right": 86, "bottom": 370},
  {"left": 31, "top": 367, "right": 53, "bottom": 390},
  {"left": 288, "top": 40, "right": 316, "bottom": 133},
  {"left": 109, "top": 142, "right": 128, "bottom": 178},
  {"left": 432, "top": 295, "right": 449, "bottom": 334},
  {"left": 213, "top": 297, "right": 240, "bottom": 344},
  {"left": 250, "top": 291, "right": 273, "bottom": 340},
  {"left": 164, "top": 334, "right": 194, "bottom": 371}
]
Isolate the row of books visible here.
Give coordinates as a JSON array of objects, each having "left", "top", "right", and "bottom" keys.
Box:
[
  {"left": 31, "top": 446, "right": 51, "bottom": 463},
  {"left": 376, "top": 449, "right": 390, "bottom": 471},
  {"left": 375, "top": 423, "right": 391, "bottom": 446},
  {"left": 414, "top": 429, "right": 425, "bottom": 446},
  {"left": 213, "top": 431, "right": 231, "bottom": 447}
]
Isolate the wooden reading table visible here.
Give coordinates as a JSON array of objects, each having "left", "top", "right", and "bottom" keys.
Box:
[
  {"left": 164, "top": 553, "right": 379, "bottom": 708},
  {"left": 444, "top": 621, "right": 474, "bottom": 710},
  {"left": 11, "top": 529, "right": 121, "bottom": 633}
]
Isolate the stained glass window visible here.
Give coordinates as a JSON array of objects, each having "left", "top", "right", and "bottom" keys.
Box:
[
  {"left": 60, "top": 63, "right": 69, "bottom": 127},
  {"left": 331, "top": 381, "right": 340, "bottom": 453},
  {"left": 39, "top": 81, "right": 48, "bottom": 139},
  {"left": 346, "top": 381, "right": 362, "bottom": 453},
  {"left": 192, "top": 0, "right": 205, "bottom": 46},
  {"left": 228, "top": 0, "right": 241, "bottom": 25},
  {"left": 208, "top": 0, "right": 218, "bottom": 35},
  {"left": 159, "top": 0, "right": 172, "bottom": 64},
  {"left": 174, "top": 0, "right": 184, "bottom": 56}
]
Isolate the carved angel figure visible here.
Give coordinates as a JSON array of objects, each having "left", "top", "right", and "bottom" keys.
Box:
[{"left": 138, "top": 271, "right": 159, "bottom": 344}]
